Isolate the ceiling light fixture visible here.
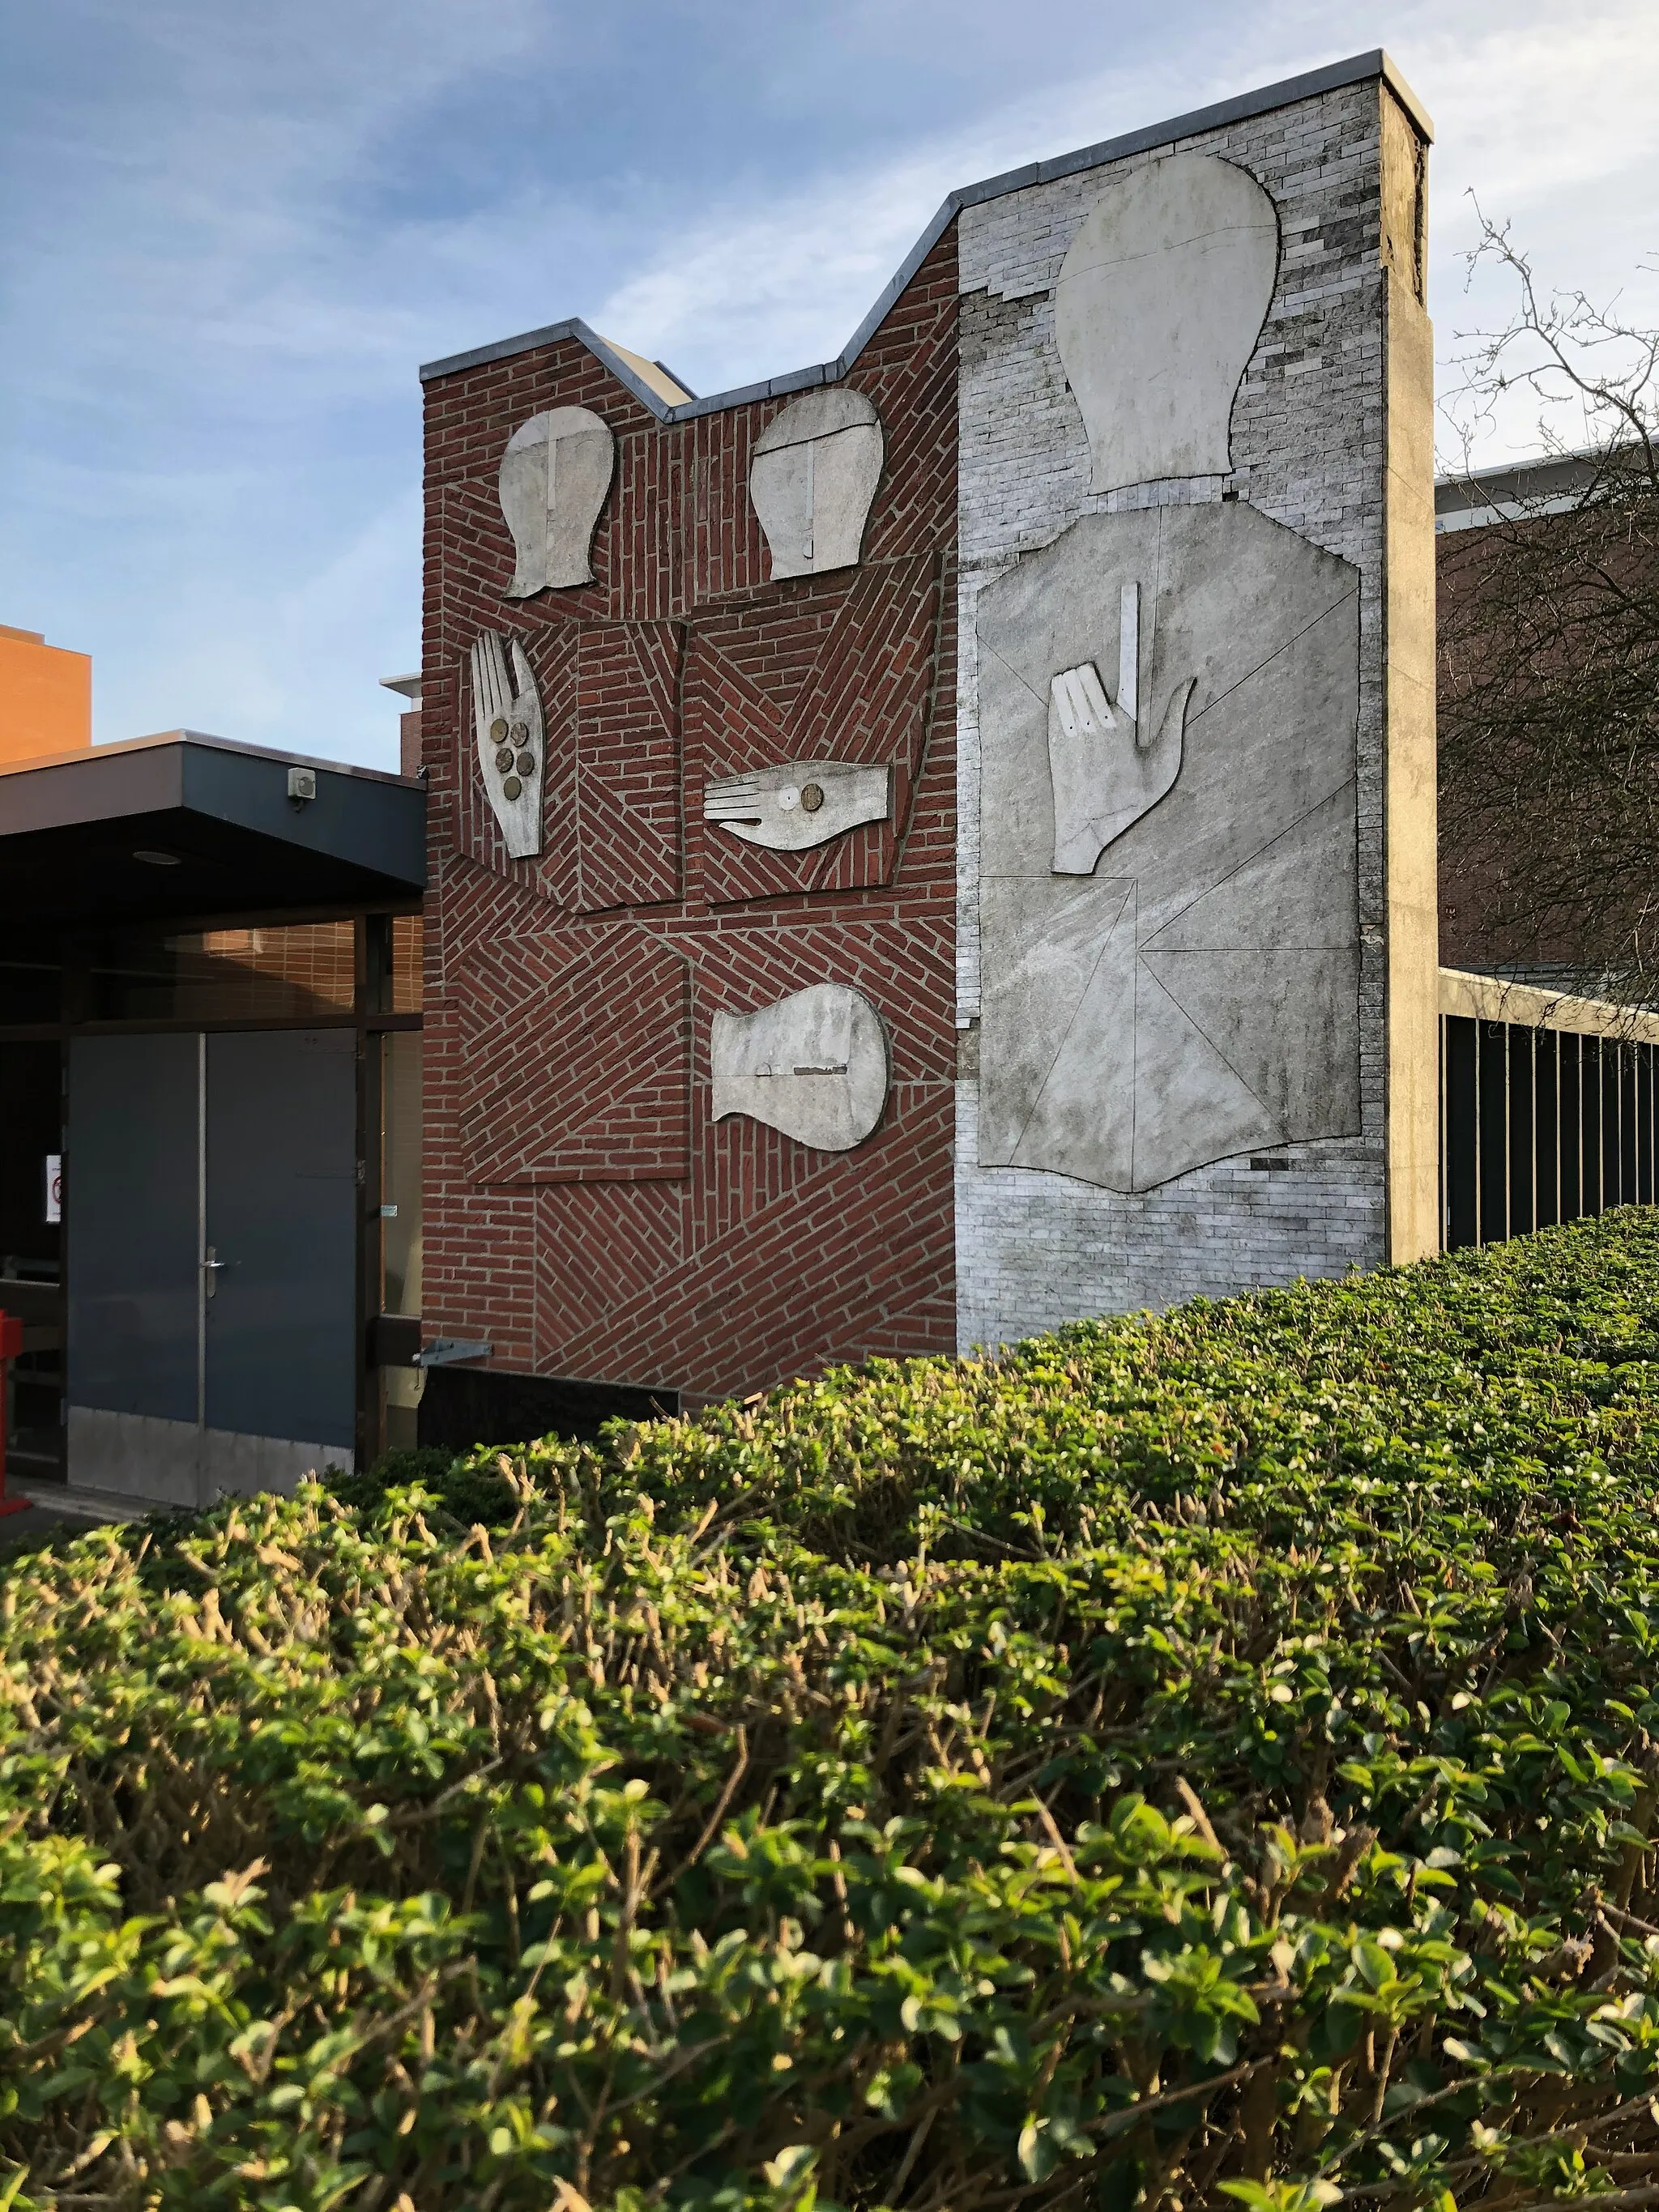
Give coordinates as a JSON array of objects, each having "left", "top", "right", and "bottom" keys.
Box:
[{"left": 132, "top": 849, "right": 181, "bottom": 867}]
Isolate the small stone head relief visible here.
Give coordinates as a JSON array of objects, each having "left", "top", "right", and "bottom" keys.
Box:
[
  {"left": 499, "top": 406, "right": 616, "bottom": 595},
  {"left": 749, "top": 388, "right": 884, "bottom": 578},
  {"left": 1055, "top": 151, "right": 1280, "bottom": 492}
]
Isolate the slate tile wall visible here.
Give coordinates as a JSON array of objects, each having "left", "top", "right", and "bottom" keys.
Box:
[
  {"left": 420, "top": 237, "right": 959, "bottom": 1404},
  {"left": 955, "top": 82, "right": 1396, "bottom": 1349}
]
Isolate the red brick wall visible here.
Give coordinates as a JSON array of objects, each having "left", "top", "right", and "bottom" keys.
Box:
[{"left": 420, "top": 232, "right": 959, "bottom": 1403}]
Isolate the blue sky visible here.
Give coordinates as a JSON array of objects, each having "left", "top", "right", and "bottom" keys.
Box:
[{"left": 2, "top": 0, "right": 1654, "bottom": 770}]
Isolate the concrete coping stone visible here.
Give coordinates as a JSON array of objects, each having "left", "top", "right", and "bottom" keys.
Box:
[
  {"left": 1439, "top": 967, "right": 1659, "bottom": 1047},
  {"left": 419, "top": 49, "right": 1431, "bottom": 416}
]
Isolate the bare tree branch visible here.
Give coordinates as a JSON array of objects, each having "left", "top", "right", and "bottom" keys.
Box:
[{"left": 1437, "top": 206, "right": 1659, "bottom": 1005}]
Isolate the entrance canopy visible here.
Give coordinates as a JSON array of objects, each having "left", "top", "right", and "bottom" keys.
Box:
[{"left": 0, "top": 731, "right": 425, "bottom": 926}]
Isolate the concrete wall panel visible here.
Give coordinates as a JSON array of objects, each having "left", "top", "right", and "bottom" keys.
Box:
[{"left": 956, "top": 69, "right": 1432, "bottom": 1347}]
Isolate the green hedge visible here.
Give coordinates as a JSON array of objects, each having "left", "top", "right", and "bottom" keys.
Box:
[{"left": 13, "top": 1216, "right": 1659, "bottom": 2210}]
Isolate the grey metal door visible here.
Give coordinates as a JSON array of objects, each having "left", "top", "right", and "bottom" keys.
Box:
[
  {"left": 67, "top": 1034, "right": 199, "bottom": 1423},
  {"left": 205, "top": 1030, "right": 356, "bottom": 1449},
  {"left": 68, "top": 1029, "right": 358, "bottom": 1473}
]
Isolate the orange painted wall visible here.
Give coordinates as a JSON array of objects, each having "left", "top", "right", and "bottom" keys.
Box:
[{"left": 0, "top": 624, "right": 92, "bottom": 766}]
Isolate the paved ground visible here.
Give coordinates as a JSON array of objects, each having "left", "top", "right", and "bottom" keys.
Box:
[{"left": 0, "top": 1488, "right": 130, "bottom": 1560}]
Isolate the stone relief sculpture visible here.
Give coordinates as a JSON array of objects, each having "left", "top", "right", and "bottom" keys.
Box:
[
  {"left": 749, "top": 389, "right": 884, "bottom": 578},
  {"left": 499, "top": 406, "right": 616, "bottom": 595},
  {"left": 976, "top": 151, "right": 1360, "bottom": 1195},
  {"left": 711, "top": 983, "right": 889, "bottom": 1150},
  {"left": 1055, "top": 151, "right": 1279, "bottom": 492},
  {"left": 471, "top": 630, "right": 545, "bottom": 859},
  {"left": 703, "top": 760, "right": 892, "bottom": 850},
  {"left": 1047, "top": 584, "right": 1196, "bottom": 873}
]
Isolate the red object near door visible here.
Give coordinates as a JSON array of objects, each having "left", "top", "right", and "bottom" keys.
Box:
[{"left": 0, "top": 1311, "right": 29, "bottom": 1518}]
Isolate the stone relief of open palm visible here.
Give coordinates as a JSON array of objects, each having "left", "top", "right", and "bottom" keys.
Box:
[{"left": 471, "top": 630, "right": 545, "bottom": 861}]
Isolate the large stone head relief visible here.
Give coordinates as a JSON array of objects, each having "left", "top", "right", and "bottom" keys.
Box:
[
  {"left": 749, "top": 389, "right": 884, "bottom": 578},
  {"left": 1055, "top": 151, "right": 1279, "bottom": 492},
  {"left": 499, "top": 406, "right": 616, "bottom": 595}
]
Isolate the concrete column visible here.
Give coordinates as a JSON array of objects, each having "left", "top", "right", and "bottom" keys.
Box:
[{"left": 1379, "top": 87, "right": 1440, "bottom": 1263}]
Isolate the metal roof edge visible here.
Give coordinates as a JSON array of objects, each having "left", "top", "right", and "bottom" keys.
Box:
[
  {"left": 416, "top": 316, "right": 690, "bottom": 421},
  {"left": 418, "top": 49, "right": 1428, "bottom": 409},
  {"left": 1377, "top": 50, "right": 1434, "bottom": 145},
  {"left": 0, "top": 731, "right": 422, "bottom": 790},
  {"left": 1435, "top": 449, "right": 1601, "bottom": 499}
]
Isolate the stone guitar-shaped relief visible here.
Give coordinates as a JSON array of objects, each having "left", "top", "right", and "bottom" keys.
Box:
[
  {"left": 703, "top": 759, "right": 893, "bottom": 851},
  {"left": 471, "top": 630, "right": 545, "bottom": 859},
  {"left": 710, "top": 984, "right": 889, "bottom": 1151},
  {"left": 499, "top": 406, "right": 616, "bottom": 595},
  {"left": 749, "top": 389, "right": 884, "bottom": 578},
  {"left": 1048, "top": 582, "right": 1196, "bottom": 873}
]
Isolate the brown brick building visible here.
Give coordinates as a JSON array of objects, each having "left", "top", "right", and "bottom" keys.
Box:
[
  {"left": 10, "top": 51, "right": 1654, "bottom": 1519},
  {"left": 411, "top": 45, "right": 1441, "bottom": 1440},
  {"left": 416, "top": 233, "right": 961, "bottom": 1424}
]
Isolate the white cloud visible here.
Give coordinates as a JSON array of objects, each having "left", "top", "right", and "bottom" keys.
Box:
[
  {"left": 593, "top": 0, "right": 1659, "bottom": 461},
  {"left": 3, "top": 0, "right": 1656, "bottom": 765}
]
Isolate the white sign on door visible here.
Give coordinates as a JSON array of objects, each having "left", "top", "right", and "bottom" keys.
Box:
[{"left": 45, "top": 1153, "right": 62, "bottom": 1225}]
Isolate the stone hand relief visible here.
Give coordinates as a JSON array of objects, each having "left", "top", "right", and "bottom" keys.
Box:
[
  {"left": 703, "top": 760, "right": 892, "bottom": 851},
  {"left": 977, "top": 501, "right": 1361, "bottom": 1193},
  {"left": 499, "top": 407, "right": 616, "bottom": 595},
  {"left": 471, "top": 630, "right": 545, "bottom": 859},
  {"left": 750, "top": 389, "right": 884, "bottom": 578},
  {"left": 710, "top": 983, "right": 889, "bottom": 1151},
  {"left": 1047, "top": 584, "right": 1196, "bottom": 874},
  {"left": 1055, "top": 151, "right": 1279, "bottom": 491}
]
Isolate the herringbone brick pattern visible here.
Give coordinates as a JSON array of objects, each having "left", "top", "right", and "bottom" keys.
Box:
[
  {"left": 457, "top": 922, "right": 692, "bottom": 1183},
  {"left": 420, "top": 233, "right": 959, "bottom": 1402}
]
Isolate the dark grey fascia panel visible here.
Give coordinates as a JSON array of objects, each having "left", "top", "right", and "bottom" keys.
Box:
[
  {"left": 1435, "top": 452, "right": 1600, "bottom": 515},
  {"left": 0, "top": 744, "right": 187, "bottom": 836},
  {"left": 181, "top": 744, "right": 426, "bottom": 889},
  {"left": 0, "top": 736, "right": 425, "bottom": 889},
  {"left": 419, "top": 49, "right": 1431, "bottom": 420}
]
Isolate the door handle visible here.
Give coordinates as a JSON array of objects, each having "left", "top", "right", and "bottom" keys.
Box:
[{"left": 203, "top": 1247, "right": 228, "bottom": 1299}]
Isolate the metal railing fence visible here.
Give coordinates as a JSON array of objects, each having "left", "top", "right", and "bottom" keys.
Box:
[{"left": 1439, "top": 1012, "right": 1659, "bottom": 1250}]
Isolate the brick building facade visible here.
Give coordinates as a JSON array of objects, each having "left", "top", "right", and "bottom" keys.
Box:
[
  {"left": 415, "top": 49, "right": 1437, "bottom": 1425},
  {"left": 419, "top": 241, "right": 960, "bottom": 1409}
]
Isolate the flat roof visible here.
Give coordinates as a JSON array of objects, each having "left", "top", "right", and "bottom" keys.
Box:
[
  {"left": 1435, "top": 452, "right": 1603, "bottom": 533},
  {"left": 420, "top": 49, "right": 1431, "bottom": 416},
  {"left": 0, "top": 731, "right": 425, "bottom": 927}
]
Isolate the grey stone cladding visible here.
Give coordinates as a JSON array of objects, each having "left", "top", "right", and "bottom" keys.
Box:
[{"left": 955, "top": 79, "right": 1392, "bottom": 1351}]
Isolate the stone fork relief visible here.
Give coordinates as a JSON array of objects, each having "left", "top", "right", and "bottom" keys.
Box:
[{"left": 1048, "top": 581, "right": 1196, "bottom": 875}]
